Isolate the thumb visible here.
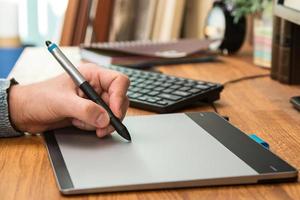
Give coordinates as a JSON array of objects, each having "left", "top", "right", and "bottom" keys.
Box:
[{"left": 68, "top": 97, "right": 110, "bottom": 129}]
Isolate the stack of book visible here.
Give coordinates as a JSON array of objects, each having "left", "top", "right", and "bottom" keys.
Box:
[
  {"left": 80, "top": 39, "right": 216, "bottom": 68},
  {"left": 60, "top": 0, "right": 214, "bottom": 45}
]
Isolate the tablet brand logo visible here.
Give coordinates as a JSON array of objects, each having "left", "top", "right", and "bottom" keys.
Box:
[{"left": 270, "top": 165, "right": 278, "bottom": 171}]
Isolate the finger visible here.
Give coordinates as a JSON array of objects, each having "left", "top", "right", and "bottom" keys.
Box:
[
  {"left": 72, "top": 119, "right": 96, "bottom": 131},
  {"left": 96, "top": 125, "right": 115, "bottom": 138},
  {"left": 97, "top": 68, "right": 130, "bottom": 95},
  {"left": 66, "top": 97, "right": 110, "bottom": 129},
  {"left": 120, "top": 97, "right": 129, "bottom": 120},
  {"left": 109, "top": 94, "right": 129, "bottom": 120},
  {"left": 75, "top": 64, "right": 129, "bottom": 119},
  {"left": 77, "top": 64, "right": 128, "bottom": 92},
  {"left": 102, "top": 89, "right": 128, "bottom": 120},
  {"left": 101, "top": 92, "right": 110, "bottom": 105},
  {"left": 106, "top": 74, "right": 129, "bottom": 118}
]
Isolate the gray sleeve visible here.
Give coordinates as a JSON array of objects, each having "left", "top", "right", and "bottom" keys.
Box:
[{"left": 0, "top": 79, "right": 23, "bottom": 137}]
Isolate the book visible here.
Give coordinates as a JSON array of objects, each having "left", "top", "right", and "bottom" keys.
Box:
[
  {"left": 253, "top": 5, "right": 273, "bottom": 68},
  {"left": 60, "top": 0, "right": 80, "bottom": 45},
  {"left": 278, "top": 19, "right": 293, "bottom": 83},
  {"left": 133, "top": 0, "right": 158, "bottom": 40},
  {"left": 80, "top": 49, "right": 216, "bottom": 68},
  {"left": 271, "top": 16, "right": 282, "bottom": 80},
  {"left": 84, "top": 0, "right": 99, "bottom": 44},
  {"left": 108, "top": 0, "right": 137, "bottom": 42},
  {"left": 289, "top": 24, "right": 300, "bottom": 84},
  {"left": 182, "top": 0, "right": 214, "bottom": 39},
  {"left": 275, "top": 17, "right": 300, "bottom": 85},
  {"left": 80, "top": 39, "right": 216, "bottom": 68},
  {"left": 92, "top": 0, "right": 114, "bottom": 42},
  {"left": 81, "top": 39, "right": 214, "bottom": 58},
  {"left": 151, "top": 0, "right": 186, "bottom": 41},
  {"left": 72, "top": 0, "right": 91, "bottom": 45}
]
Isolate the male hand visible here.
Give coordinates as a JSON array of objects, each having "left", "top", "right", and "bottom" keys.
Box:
[{"left": 9, "top": 63, "right": 130, "bottom": 138}]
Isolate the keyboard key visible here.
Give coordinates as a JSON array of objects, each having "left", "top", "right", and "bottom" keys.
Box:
[
  {"left": 128, "top": 92, "right": 142, "bottom": 99},
  {"left": 207, "top": 82, "right": 216, "bottom": 87},
  {"left": 156, "top": 100, "right": 168, "bottom": 105},
  {"left": 184, "top": 82, "right": 195, "bottom": 87},
  {"left": 153, "top": 81, "right": 163, "bottom": 86},
  {"left": 163, "top": 88, "right": 174, "bottom": 93},
  {"left": 129, "top": 87, "right": 141, "bottom": 92},
  {"left": 137, "top": 96, "right": 147, "bottom": 101},
  {"left": 166, "top": 79, "right": 177, "bottom": 83},
  {"left": 158, "top": 93, "right": 182, "bottom": 101},
  {"left": 152, "top": 97, "right": 162, "bottom": 101},
  {"left": 154, "top": 87, "right": 165, "bottom": 91},
  {"left": 148, "top": 76, "right": 157, "bottom": 80},
  {"left": 140, "top": 89, "right": 151, "bottom": 94},
  {"left": 189, "top": 88, "right": 202, "bottom": 93},
  {"left": 144, "top": 85, "right": 156, "bottom": 89},
  {"left": 158, "top": 78, "right": 169, "bottom": 82},
  {"left": 187, "top": 79, "right": 197, "bottom": 83},
  {"left": 194, "top": 84, "right": 210, "bottom": 90},
  {"left": 161, "top": 83, "right": 172, "bottom": 87},
  {"left": 148, "top": 91, "right": 160, "bottom": 96},
  {"left": 130, "top": 81, "right": 139, "bottom": 86},
  {"left": 170, "top": 85, "right": 181, "bottom": 89},
  {"left": 127, "top": 91, "right": 133, "bottom": 95},
  {"left": 172, "top": 91, "right": 191, "bottom": 97},
  {"left": 179, "top": 86, "right": 191, "bottom": 91},
  {"left": 145, "top": 80, "right": 154, "bottom": 84},
  {"left": 137, "top": 83, "right": 147, "bottom": 88},
  {"left": 146, "top": 98, "right": 157, "bottom": 103}
]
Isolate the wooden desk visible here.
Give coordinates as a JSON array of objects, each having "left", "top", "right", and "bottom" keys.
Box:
[{"left": 1, "top": 51, "right": 300, "bottom": 200}]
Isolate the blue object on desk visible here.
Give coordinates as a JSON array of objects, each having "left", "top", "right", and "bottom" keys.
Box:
[
  {"left": 0, "top": 47, "right": 24, "bottom": 78},
  {"left": 249, "top": 134, "right": 270, "bottom": 149}
]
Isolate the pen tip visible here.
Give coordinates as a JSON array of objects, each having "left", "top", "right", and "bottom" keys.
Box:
[
  {"left": 121, "top": 128, "right": 132, "bottom": 142},
  {"left": 45, "top": 40, "right": 52, "bottom": 47},
  {"left": 124, "top": 132, "right": 132, "bottom": 142}
]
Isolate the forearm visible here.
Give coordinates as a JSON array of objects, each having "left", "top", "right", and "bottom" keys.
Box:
[{"left": 0, "top": 79, "right": 23, "bottom": 137}]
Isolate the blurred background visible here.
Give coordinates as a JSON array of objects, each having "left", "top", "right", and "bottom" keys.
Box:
[
  {"left": 0, "top": 0, "right": 298, "bottom": 85},
  {"left": 0, "top": 0, "right": 68, "bottom": 46},
  {"left": 0, "top": 0, "right": 68, "bottom": 77}
]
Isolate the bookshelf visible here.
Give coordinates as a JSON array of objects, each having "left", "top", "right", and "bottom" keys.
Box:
[{"left": 274, "top": 0, "right": 300, "bottom": 25}]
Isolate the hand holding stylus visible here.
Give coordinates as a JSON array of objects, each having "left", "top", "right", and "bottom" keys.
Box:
[
  {"left": 9, "top": 62, "right": 130, "bottom": 138},
  {"left": 46, "top": 41, "right": 131, "bottom": 141}
]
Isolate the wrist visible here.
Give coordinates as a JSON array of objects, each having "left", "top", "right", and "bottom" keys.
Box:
[{"left": 9, "top": 84, "right": 28, "bottom": 132}]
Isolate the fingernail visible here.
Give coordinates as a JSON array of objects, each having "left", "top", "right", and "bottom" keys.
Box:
[{"left": 96, "top": 113, "right": 107, "bottom": 127}]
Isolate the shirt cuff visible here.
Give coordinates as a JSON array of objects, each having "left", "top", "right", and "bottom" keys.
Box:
[{"left": 0, "top": 78, "right": 24, "bottom": 137}]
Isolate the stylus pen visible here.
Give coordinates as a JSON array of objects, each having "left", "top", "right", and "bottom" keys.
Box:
[{"left": 45, "top": 41, "right": 131, "bottom": 141}]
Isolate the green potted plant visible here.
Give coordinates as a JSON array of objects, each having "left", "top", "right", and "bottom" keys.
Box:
[{"left": 227, "top": 0, "right": 273, "bottom": 68}]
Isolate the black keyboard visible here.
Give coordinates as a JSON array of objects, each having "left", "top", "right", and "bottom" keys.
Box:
[{"left": 108, "top": 65, "right": 223, "bottom": 113}]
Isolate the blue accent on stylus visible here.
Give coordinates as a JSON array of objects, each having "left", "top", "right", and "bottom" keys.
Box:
[{"left": 48, "top": 43, "right": 58, "bottom": 52}]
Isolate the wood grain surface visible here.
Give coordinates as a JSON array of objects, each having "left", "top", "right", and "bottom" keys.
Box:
[{"left": 1, "top": 52, "right": 300, "bottom": 200}]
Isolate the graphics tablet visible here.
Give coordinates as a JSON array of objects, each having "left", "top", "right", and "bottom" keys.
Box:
[{"left": 44, "top": 112, "right": 298, "bottom": 195}]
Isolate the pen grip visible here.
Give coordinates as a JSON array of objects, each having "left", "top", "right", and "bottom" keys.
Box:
[{"left": 79, "top": 81, "right": 114, "bottom": 118}]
